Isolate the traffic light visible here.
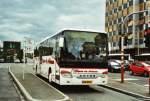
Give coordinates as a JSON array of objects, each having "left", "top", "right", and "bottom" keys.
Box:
[{"left": 144, "top": 34, "right": 150, "bottom": 48}]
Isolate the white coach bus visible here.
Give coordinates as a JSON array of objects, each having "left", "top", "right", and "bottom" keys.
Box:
[{"left": 34, "top": 29, "right": 108, "bottom": 85}]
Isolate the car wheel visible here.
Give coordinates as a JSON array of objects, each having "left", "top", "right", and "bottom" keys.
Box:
[
  {"left": 144, "top": 72, "right": 149, "bottom": 77},
  {"left": 129, "top": 70, "right": 134, "bottom": 75}
]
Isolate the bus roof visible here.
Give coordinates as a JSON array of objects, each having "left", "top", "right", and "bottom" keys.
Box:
[{"left": 35, "top": 29, "right": 107, "bottom": 47}]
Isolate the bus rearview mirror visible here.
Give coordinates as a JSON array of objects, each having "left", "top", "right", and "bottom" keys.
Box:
[{"left": 59, "top": 37, "right": 64, "bottom": 47}]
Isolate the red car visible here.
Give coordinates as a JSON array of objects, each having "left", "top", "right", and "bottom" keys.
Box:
[{"left": 129, "top": 61, "right": 150, "bottom": 77}]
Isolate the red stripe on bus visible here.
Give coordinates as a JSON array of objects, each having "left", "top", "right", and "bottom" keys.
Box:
[{"left": 47, "top": 60, "right": 54, "bottom": 64}]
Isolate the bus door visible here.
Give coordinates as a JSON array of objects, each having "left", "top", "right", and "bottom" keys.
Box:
[{"left": 39, "top": 47, "right": 54, "bottom": 77}]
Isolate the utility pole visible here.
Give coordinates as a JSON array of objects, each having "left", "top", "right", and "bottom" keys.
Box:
[
  {"left": 121, "top": 36, "right": 124, "bottom": 83},
  {"left": 23, "top": 39, "right": 26, "bottom": 80},
  {"left": 121, "top": 9, "right": 149, "bottom": 83}
]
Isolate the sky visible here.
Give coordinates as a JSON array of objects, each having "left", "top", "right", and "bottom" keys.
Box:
[{"left": 0, "top": 0, "right": 106, "bottom": 42}]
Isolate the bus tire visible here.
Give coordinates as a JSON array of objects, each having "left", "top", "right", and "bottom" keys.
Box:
[
  {"left": 48, "top": 68, "right": 52, "bottom": 83},
  {"left": 35, "top": 65, "right": 38, "bottom": 74}
]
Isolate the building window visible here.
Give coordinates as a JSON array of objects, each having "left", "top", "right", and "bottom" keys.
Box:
[
  {"left": 123, "top": 3, "right": 128, "bottom": 9},
  {"left": 139, "top": 24, "right": 144, "bottom": 31},
  {"left": 128, "top": 39, "right": 133, "bottom": 45},
  {"left": 113, "top": 8, "right": 118, "bottom": 13},
  {"left": 128, "top": 26, "right": 133, "bottom": 33},
  {"left": 105, "top": 22, "right": 108, "bottom": 27},
  {"left": 139, "top": 0, "right": 144, "bottom": 3},
  {"left": 118, "top": 17, "right": 122, "bottom": 23},
  {"left": 106, "top": 12, "right": 109, "bottom": 16},
  {"left": 109, "top": 21, "right": 112, "bottom": 26},
  {"left": 129, "top": 0, "right": 133, "bottom": 6},
  {"left": 139, "top": 39, "right": 144, "bottom": 44},
  {"left": 113, "top": 42, "right": 116, "bottom": 47},
  {"left": 118, "top": 6, "right": 122, "bottom": 11},
  {"left": 109, "top": 32, "right": 112, "bottom": 37},
  {"left": 139, "top": 13, "right": 144, "bottom": 20},
  {"left": 114, "top": 0, "right": 117, "bottom": 2},
  {"left": 114, "top": 20, "right": 117, "bottom": 24}
]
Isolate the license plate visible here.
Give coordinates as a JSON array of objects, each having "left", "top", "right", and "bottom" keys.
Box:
[{"left": 82, "top": 80, "right": 92, "bottom": 84}]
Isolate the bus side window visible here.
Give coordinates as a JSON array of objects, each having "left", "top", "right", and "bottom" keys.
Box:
[
  {"left": 48, "top": 47, "right": 53, "bottom": 55},
  {"left": 34, "top": 49, "right": 39, "bottom": 57},
  {"left": 39, "top": 47, "right": 53, "bottom": 56}
]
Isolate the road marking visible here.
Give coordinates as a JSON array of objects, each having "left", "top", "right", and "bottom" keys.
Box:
[
  {"left": 113, "top": 78, "right": 139, "bottom": 81},
  {"left": 144, "top": 84, "right": 149, "bottom": 87}
]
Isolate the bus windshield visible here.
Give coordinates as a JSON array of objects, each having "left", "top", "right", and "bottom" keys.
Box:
[
  {"left": 59, "top": 31, "right": 107, "bottom": 68},
  {"left": 66, "top": 31, "right": 107, "bottom": 60}
]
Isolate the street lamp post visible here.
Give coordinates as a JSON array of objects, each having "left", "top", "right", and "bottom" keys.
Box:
[
  {"left": 121, "top": 9, "right": 149, "bottom": 83},
  {"left": 23, "top": 39, "right": 26, "bottom": 80}
]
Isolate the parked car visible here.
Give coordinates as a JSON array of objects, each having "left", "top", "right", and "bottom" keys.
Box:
[
  {"left": 108, "top": 60, "right": 129, "bottom": 72},
  {"left": 129, "top": 61, "right": 150, "bottom": 77},
  {"left": 115, "top": 60, "right": 129, "bottom": 70},
  {"left": 108, "top": 60, "right": 121, "bottom": 72}
]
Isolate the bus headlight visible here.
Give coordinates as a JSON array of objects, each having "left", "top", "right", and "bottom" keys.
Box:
[{"left": 61, "top": 70, "right": 73, "bottom": 78}]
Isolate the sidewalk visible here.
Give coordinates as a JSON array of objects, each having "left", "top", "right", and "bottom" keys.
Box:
[
  {"left": 101, "top": 78, "right": 150, "bottom": 100},
  {"left": 9, "top": 64, "right": 70, "bottom": 101},
  {"left": 0, "top": 68, "right": 20, "bottom": 101}
]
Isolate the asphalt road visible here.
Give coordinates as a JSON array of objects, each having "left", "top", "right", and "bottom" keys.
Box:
[
  {"left": 1, "top": 62, "right": 146, "bottom": 101},
  {"left": 38, "top": 74, "right": 141, "bottom": 101},
  {"left": 50, "top": 83, "right": 142, "bottom": 101}
]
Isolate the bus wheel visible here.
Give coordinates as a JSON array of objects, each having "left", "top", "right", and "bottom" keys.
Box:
[
  {"left": 35, "top": 65, "right": 38, "bottom": 74},
  {"left": 48, "top": 68, "right": 52, "bottom": 83}
]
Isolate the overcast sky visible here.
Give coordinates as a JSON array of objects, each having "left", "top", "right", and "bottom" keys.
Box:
[{"left": 0, "top": 0, "right": 106, "bottom": 42}]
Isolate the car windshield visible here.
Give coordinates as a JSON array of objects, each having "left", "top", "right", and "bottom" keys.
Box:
[{"left": 110, "top": 62, "right": 120, "bottom": 67}]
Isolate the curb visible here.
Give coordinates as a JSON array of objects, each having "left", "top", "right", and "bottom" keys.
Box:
[
  {"left": 31, "top": 73, "right": 72, "bottom": 101},
  {"left": 100, "top": 84, "right": 150, "bottom": 100},
  {"left": 9, "top": 66, "right": 41, "bottom": 101}
]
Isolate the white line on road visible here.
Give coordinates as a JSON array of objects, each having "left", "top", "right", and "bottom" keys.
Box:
[
  {"left": 113, "top": 78, "right": 139, "bottom": 81},
  {"left": 144, "top": 84, "right": 149, "bottom": 87}
]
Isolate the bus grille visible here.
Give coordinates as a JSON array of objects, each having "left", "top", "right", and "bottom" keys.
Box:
[{"left": 77, "top": 74, "right": 97, "bottom": 79}]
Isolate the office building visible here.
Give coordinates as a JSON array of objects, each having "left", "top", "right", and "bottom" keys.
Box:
[{"left": 105, "top": 0, "right": 150, "bottom": 56}]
